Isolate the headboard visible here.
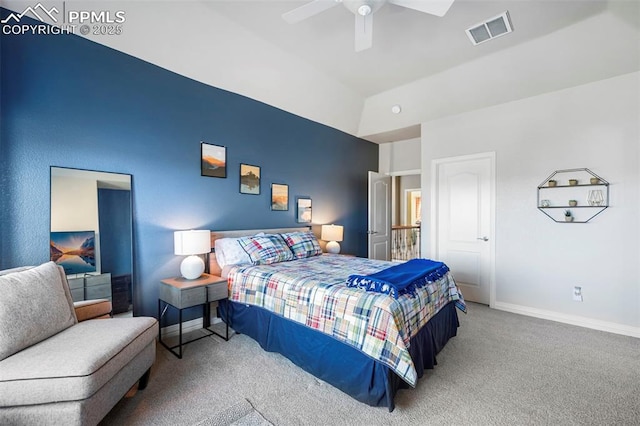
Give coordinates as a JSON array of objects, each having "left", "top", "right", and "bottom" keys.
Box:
[{"left": 208, "top": 226, "right": 312, "bottom": 276}]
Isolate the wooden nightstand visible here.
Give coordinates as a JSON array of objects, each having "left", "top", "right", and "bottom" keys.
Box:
[
  {"left": 158, "top": 273, "right": 229, "bottom": 359},
  {"left": 205, "top": 279, "right": 230, "bottom": 341}
]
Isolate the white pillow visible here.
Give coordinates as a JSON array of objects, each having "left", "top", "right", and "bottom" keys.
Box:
[{"left": 215, "top": 232, "right": 264, "bottom": 269}]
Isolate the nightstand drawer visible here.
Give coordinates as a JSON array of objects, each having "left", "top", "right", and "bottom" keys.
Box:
[
  {"left": 159, "top": 284, "right": 206, "bottom": 309},
  {"left": 68, "top": 277, "right": 84, "bottom": 290},
  {"left": 207, "top": 281, "right": 228, "bottom": 301},
  {"left": 85, "top": 273, "right": 111, "bottom": 287},
  {"left": 70, "top": 287, "right": 84, "bottom": 302},
  {"left": 86, "top": 284, "right": 111, "bottom": 299}
]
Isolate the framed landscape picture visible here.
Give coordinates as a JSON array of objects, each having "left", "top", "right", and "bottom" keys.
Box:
[
  {"left": 240, "top": 164, "right": 261, "bottom": 195},
  {"left": 201, "top": 142, "right": 226, "bottom": 178},
  {"left": 271, "top": 183, "right": 288, "bottom": 211},
  {"left": 296, "top": 198, "right": 312, "bottom": 223}
]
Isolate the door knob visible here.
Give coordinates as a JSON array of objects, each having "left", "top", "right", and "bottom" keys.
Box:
[
  {"left": 477, "top": 237, "right": 489, "bottom": 241},
  {"left": 368, "top": 230, "right": 378, "bottom": 235}
]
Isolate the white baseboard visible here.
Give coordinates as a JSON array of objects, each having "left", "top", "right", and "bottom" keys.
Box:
[
  {"left": 492, "top": 301, "right": 640, "bottom": 339},
  {"left": 162, "top": 302, "right": 639, "bottom": 339}
]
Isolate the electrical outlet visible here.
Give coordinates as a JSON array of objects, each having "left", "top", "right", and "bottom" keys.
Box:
[{"left": 573, "top": 286, "right": 583, "bottom": 302}]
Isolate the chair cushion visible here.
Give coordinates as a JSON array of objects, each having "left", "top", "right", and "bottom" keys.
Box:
[
  {"left": 0, "top": 262, "right": 77, "bottom": 361},
  {"left": 0, "top": 316, "right": 158, "bottom": 407}
]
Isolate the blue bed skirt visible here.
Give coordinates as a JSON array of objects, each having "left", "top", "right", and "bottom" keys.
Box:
[{"left": 219, "top": 300, "right": 460, "bottom": 411}]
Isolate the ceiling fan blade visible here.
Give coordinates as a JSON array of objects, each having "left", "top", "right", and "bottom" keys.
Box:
[
  {"left": 388, "top": 0, "right": 455, "bottom": 17},
  {"left": 354, "top": 13, "right": 373, "bottom": 52},
  {"left": 282, "top": 0, "right": 340, "bottom": 24}
]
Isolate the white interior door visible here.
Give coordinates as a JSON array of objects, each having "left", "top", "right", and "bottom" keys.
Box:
[
  {"left": 368, "top": 171, "right": 391, "bottom": 260},
  {"left": 432, "top": 153, "right": 494, "bottom": 305}
]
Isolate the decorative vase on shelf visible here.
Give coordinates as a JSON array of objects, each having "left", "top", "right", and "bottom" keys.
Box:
[
  {"left": 547, "top": 180, "right": 557, "bottom": 187},
  {"left": 587, "top": 190, "right": 604, "bottom": 206},
  {"left": 590, "top": 177, "right": 600, "bottom": 184},
  {"left": 569, "top": 179, "right": 578, "bottom": 186},
  {"left": 569, "top": 200, "right": 577, "bottom": 207}
]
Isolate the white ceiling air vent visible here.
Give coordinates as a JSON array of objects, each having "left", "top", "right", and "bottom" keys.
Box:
[{"left": 466, "top": 11, "right": 513, "bottom": 46}]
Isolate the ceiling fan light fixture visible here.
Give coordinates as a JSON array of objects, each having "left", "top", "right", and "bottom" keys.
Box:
[
  {"left": 357, "top": 4, "right": 372, "bottom": 16},
  {"left": 282, "top": 0, "right": 456, "bottom": 52}
]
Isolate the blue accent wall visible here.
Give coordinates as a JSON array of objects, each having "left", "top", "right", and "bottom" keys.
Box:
[{"left": 0, "top": 11, "right": 378, "bottom": 317}]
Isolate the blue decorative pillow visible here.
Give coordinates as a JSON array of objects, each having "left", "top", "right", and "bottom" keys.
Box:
[
  {"left": 238, "top": 234, "right": 294, "bottom": 265},
  {"left": 280, "top": 231, "right": 322, "bottom": 259}
]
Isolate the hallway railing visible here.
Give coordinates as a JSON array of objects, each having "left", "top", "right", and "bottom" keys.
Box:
[{"left": 391, "top": 225, "right": 421, "bottom": 262}]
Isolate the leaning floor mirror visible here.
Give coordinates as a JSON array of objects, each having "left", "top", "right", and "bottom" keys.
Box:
[{"left": 50, "top": 167, "right": 134, "bottom": 316}]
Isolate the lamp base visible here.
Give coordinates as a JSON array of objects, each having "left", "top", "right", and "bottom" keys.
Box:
[
  {"left": 326, "top": 241, "right": 341, "bottom": 254},
  {"left": 180, "top": 255, "right": 204, "bottom": 280}
]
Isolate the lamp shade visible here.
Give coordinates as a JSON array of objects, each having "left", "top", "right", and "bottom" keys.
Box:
[
  {"left": 321, "top": 225, "right": 343, "bottom": 242},
  {"left": 174, "top": 230, "right": 211, "bottom": 255},
  {"left": 321, "top": 224, "right": 343, "bottom": 254},
  {"left": 320, "top": 225, "right": 343, "bottom": 241}
]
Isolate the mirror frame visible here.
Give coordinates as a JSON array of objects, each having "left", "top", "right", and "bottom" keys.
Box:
[{"left": 50, "top": 166, "right": 134, "bottom": 315}]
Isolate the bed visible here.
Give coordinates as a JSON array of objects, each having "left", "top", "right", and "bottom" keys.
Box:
[{"left": 210, "top": 227, "right": 466, "bottom": 411}]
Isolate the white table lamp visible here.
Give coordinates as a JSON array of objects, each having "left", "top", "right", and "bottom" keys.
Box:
[
  {"left": 321, "top": 224, "right": 343, "bottom": 254},
  {"left": 174, "top": 230, "right": 211, "bottom": 280}
]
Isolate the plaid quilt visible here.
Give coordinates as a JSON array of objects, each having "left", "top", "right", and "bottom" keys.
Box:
[{"left": 227, "top": 254, "right": 466, "bottom": 387}]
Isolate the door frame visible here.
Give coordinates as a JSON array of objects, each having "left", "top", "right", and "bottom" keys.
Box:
[{"left": 430, "top": 152, "right": 496, "bottom": 307}]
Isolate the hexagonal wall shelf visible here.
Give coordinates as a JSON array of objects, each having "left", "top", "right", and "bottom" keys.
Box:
[{"left": 537, "top": 168, "right": 609, "bottom": 223}]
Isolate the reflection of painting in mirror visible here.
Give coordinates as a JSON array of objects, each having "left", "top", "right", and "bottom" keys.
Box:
[
  {"left": 50, "top": 230, "right": 96, "bottom": 274},
  {"left": 240, "top": 163, "right": 260, "bottom": 195},
  {"left": 50, "top": 167, "right": 133, "bottom": 315}
]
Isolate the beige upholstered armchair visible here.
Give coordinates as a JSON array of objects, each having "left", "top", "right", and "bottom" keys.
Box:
[{"left": 0, "top": 262, "right": 158, "bottom": 425}]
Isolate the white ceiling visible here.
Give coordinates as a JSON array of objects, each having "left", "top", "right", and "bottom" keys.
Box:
[
  {"left": 3, "top": 0, "right": 639, "bottom": 142},
  {"left": 209, "top": 0, "right": 609, "bottom": 97}
]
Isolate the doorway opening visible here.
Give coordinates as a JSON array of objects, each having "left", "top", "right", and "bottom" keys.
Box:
[{"left": 391, "top": 174, "right": 421, "bottom": 262}]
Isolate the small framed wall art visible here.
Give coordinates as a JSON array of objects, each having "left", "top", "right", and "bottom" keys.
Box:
[
  {"left": 240, "top": 163, "right": 261, "bottom": 195},
  {"left": 296, "top": 198, "right": 312, "bottom": 223},
  {"left": 201, "top": 142, "right": 226, "bottom": 178},
  {"left": 271, "top": 183, "right": 289, "bottom": 211}
]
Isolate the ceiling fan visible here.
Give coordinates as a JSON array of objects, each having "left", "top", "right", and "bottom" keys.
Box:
[{"left": 282, "top": 0, "right": 455, "bottom": 52}]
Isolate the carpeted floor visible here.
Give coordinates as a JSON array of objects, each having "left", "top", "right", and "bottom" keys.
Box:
[
  {"left": 100, "top": 303, "right": 640, "bottom": 425},
  {"left": 192, "top": 399, "right": 272, "bottom": 426}
]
